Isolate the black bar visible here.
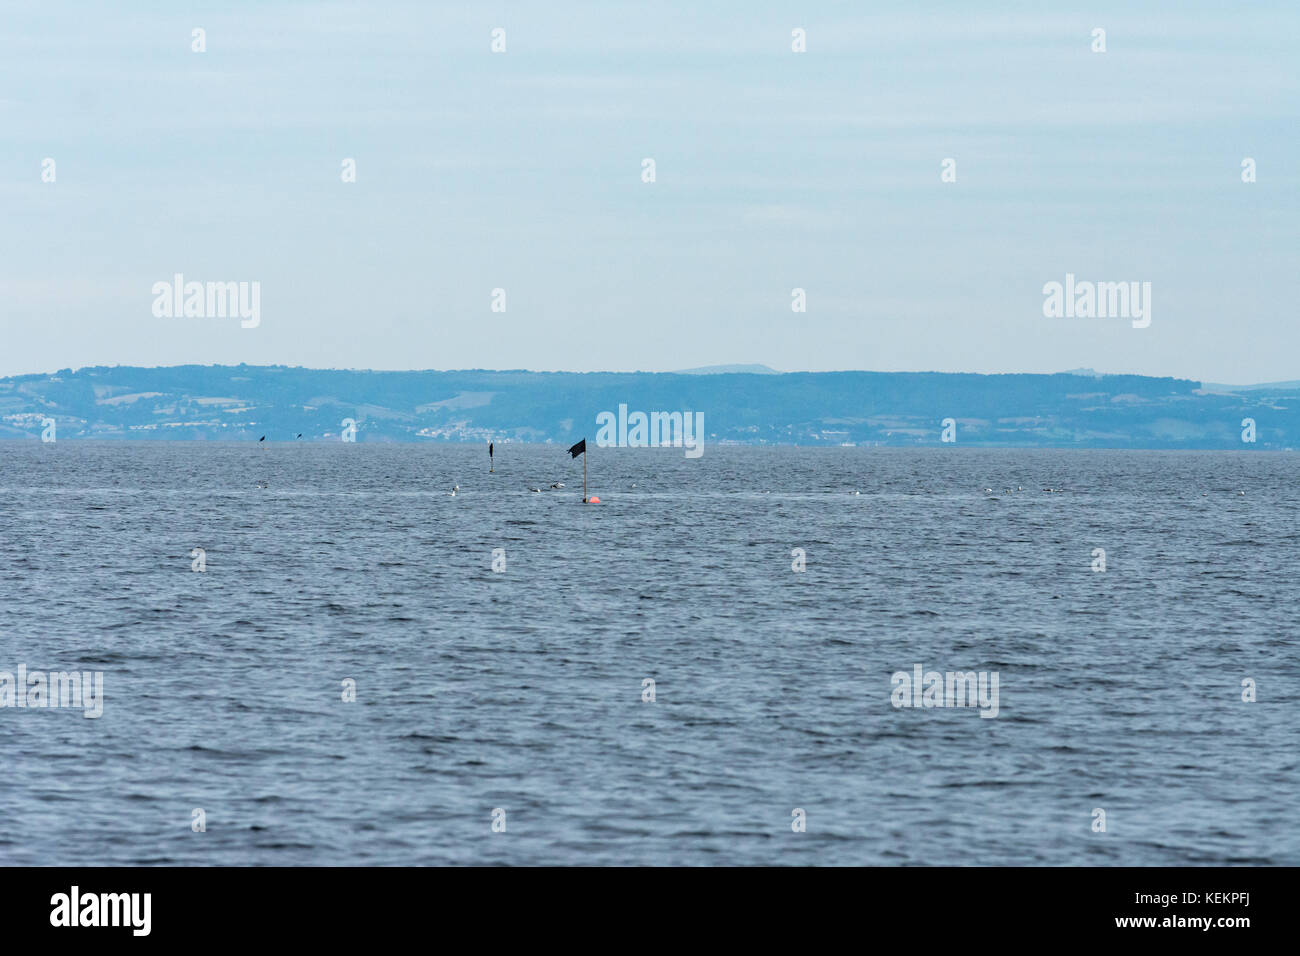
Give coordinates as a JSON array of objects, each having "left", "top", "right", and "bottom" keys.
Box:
[{"left": 0, "top": 866, "right": 1278, "bottom": 942}]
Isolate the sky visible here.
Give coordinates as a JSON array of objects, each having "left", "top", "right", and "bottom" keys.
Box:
[{"left": 1, "top": 1, "right": 1297, "bottom": 382}]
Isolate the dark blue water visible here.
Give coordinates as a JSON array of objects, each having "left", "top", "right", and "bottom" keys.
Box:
[{"left": 1, "top": 443, "right": 1296, "bottom": 865}]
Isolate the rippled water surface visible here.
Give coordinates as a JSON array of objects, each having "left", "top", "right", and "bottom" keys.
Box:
[{"left": 1, "top": 443, "right": 1297, "bottom": 865}]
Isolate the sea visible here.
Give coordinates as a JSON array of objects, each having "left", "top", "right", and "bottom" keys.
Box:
[{"left": 1, "top": 442, "right": 1296, "bottom": 865}]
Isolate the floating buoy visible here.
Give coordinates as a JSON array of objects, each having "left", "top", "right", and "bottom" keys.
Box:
[{"left": 586, "top": 496, "right": 601, "bottom": 504}]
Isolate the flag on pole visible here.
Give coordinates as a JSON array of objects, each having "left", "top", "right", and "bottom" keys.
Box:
[{"left": 568, "top": 439, "right": 586, "bottom": 458}]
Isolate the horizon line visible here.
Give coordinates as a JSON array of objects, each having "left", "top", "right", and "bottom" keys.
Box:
[{"left": 0, "top": 362, "right": 1270, "bottom": 385}]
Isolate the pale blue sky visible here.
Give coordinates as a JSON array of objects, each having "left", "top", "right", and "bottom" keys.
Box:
[{"left": 1, "top": 1, "right": 1296, "bottom": 381}]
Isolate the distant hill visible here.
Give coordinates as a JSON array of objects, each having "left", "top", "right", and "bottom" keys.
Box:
[
  {"left": 672, "top": 364, "right": 781, "bottom": 375},
  {"left": 1, "top": 365, "right": 1296, "bottom": 448},
  {"left": 1203, "top": 380, "right": 1300, "bottom": 393}
]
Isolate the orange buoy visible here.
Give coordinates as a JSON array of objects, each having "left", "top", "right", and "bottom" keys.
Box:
[{"left": 586, "top": 496, "right": 601, "bottom": 504}]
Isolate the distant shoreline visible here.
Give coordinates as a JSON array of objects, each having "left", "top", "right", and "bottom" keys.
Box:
[{"left": 3, "top": 365, "right": 1297, "bottom": 448}]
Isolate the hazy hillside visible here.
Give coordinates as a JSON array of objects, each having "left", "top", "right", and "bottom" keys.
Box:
[{"left": 1, "top": 365, "right": 1296, "bottom": 448}]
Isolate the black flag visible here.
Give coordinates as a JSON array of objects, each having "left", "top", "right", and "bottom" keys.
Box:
[
  {"left": 489, "top": 442, "right": 493, "bottom": 458},
  {"left": 568, "top": 439, "right": 586, "bottom": 458}
]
